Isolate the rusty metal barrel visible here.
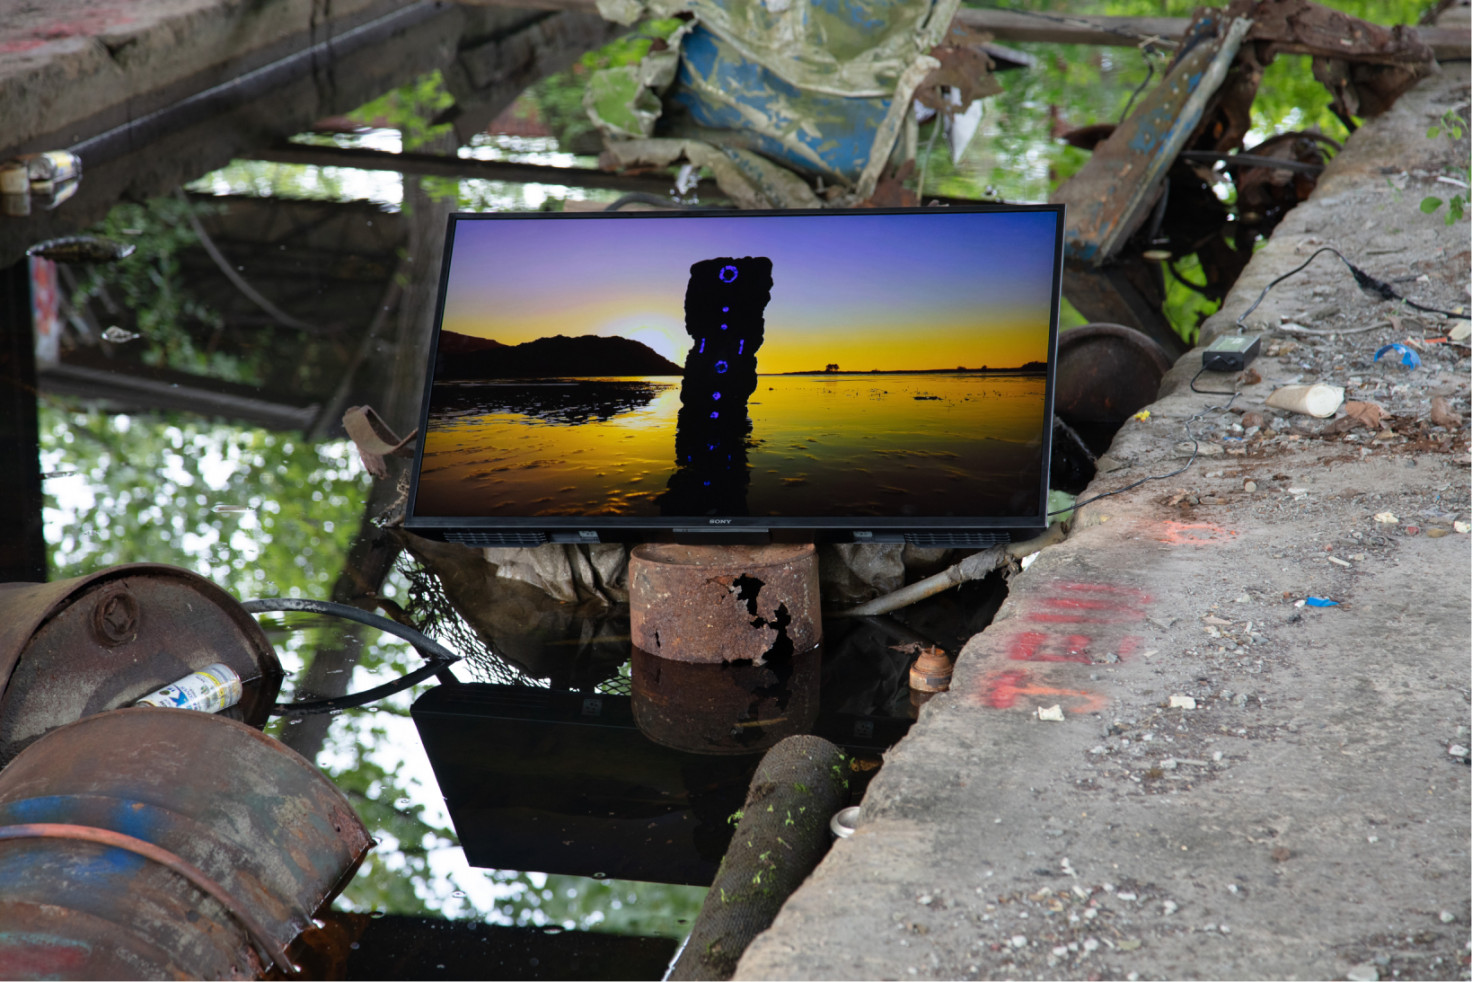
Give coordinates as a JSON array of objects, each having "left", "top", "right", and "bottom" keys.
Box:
[
  {"left": 628, "top": 544, "right": 822, "bottom": 753},
  {"left": 0, "top": 563, "right": 284, "bottom": 764},
  {"left": 0, "top": 707, "right": 371, "bottom": 979},
  {"left": 628, "top": 544, "right": 820, "bottom": 664}
]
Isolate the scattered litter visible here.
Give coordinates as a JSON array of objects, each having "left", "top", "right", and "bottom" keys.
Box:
[
  {"left": 1374, "top": 511, "right": 1399, "bottom": 524},
  {"left": 1456, "top": 521, "right": 1470, "bottom": 534},
  {"left": 1372, "top": 342, "right": 1421, "bottom": 369},
  {"left": 101, "top": 326, "right": 142, "bottom": 343},
  {"left": 1140, "top": 649, "right": 1158, "bottom": 659},
  {"left": 1439, "top": 910, "right": 1457, "bottom": 924},
  {"left": 1132, "top": 410, "right": 1151, "bottom": 421},
  {"left": 1037, "top": 704, "right": 1065, "bottom": 722},
  {"left": 1429, "top": 396, "right": 1458, "bottom": 428},
  {"left": 1448, "top": 744, "right": 1470, "bottom": 761},
  {"left": 1168, "top": 694, "right": 1197, "bottom": 709},
  {"left": 1298, "top": 597, "right": 1339, "bottom": 607},
  {"left": 1324, "top": 400, "right": 1385, "bottom": 434},
  {"left": 1346, "top": 963, "right": 1380, "bottom": 982},
  {"left": 1265, "top": 382, "right": 1344, "bottom": 418},
  {"left": 1450, "top": 321, "right": 1471, "bottom": 342},
  {"left": 1328, "top": 556, "right": 1352, "bottom": 567}
]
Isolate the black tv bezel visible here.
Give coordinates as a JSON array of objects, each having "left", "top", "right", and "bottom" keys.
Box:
[{"left": 403, "top": 204, "right": 1064, "bottom": 546}]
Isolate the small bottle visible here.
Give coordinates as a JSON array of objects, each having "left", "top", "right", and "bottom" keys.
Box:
[{"left": 136, "top": 663, "right": 243, "bottom": 713}]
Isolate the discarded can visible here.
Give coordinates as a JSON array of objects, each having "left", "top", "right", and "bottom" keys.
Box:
[
  {"left": 908, "top": 646, "right": 953, "bottom": 693},
  {"left": 136, "top": 662, "right": 244, "bottom": 713}
]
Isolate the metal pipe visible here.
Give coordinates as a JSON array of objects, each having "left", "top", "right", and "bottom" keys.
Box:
[{"left": 832, "top": 524, "right": 1068, "bottom": 618}]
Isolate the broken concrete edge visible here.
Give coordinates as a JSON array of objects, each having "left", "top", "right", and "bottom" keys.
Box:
[
  {"left": 1160, "top": 65, "right": 1469, "bottom": 402},
  {"left": 0, "top": 0, "right": 421, "bottom": 160},
  {"left": 728, "top": 59, "right": 1468, "bottom": 982}
]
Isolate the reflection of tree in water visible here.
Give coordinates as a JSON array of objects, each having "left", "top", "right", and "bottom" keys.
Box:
[{"left": 430, "top": 379, "right": 672, "bottom": 425}]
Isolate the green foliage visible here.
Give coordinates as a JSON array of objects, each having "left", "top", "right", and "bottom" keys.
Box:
[
  {"left": 68, "top": 198, "right": 258, "bottom": 382},
  {"left": 349, "top": 70, "right": 456, "bottom": 151},
  {"left": 521, "top": 19, "right": 686, "bottom": 150},
  {"left": 1420, "top": 109, "right": 1469, "bottom": 225},
  {"left": 531, "top": 876, "right": 707, "bottom": 938},
  {"left": 40, "top": 406, "right": 363, "bottom": 599}
]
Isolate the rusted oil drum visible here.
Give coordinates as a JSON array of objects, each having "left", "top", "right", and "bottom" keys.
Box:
[
  {"left": 630, "top": 644, "right": 820, "bottom": 754},
  {"left": 628, "top": 544, "right": 820, "bottom": 664},
  {"left": 0, "top": 708, "right": 370, "bottom": 979},
  {"left": 0, "top": 563, "right": 284, "bottom": 764},
  {"left": 1054, "top": 323, "right": 1174, "bottom": 425}
]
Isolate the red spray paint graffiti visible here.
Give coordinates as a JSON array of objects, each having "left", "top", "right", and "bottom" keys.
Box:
[{"left": 975, "top": 581, "right": 1152, "bottom": 713}]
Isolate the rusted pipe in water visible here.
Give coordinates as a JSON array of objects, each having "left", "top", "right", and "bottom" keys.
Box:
[
  {"left": 667, "top": 734, "right": 848, "bottom": 981},
  {"left": 833, "top": 523, "right": 1067, "bottom": 618}
]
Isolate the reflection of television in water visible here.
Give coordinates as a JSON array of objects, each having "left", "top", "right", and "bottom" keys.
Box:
[{"left": 404, "top": 205, "right": 1064, "bottom": 547}]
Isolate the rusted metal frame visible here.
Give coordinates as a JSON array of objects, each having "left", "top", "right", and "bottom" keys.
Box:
[
  {"left": 251, "top": 142, "right": 708, "bottom": 196},
  {"left": 1093, "top": 17, "right": 1254, "bottom": 265},
  {"left": 0, "top": 822, "right": 295, "bottom": 976},
  {"left": 1178, "top": 150, "right": 1324, "bottom": 175}
]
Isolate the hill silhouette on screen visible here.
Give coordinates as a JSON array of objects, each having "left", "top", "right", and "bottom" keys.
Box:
[{"left": 438, "top": 331, "right": 682, "bottom": 379}]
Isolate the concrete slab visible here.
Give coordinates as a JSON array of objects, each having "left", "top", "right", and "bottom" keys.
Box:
[
  {"left": 737, "top": 64, "right": 1471, "bottom": 982},
  {"left": 0, "top": 0, "right": 400, "bottom": 157}
]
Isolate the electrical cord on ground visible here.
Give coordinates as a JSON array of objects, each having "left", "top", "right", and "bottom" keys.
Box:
[
  {"left": 1235, "top": 245, "right": 1470, "bottom": 328},
  {"left": 1189, "top": 364, "right": 1240, "bottom": 396},
  {"left": 241, "top": 597, "right": 462, "bottom": 716}
]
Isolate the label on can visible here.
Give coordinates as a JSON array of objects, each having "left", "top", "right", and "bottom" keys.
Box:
[{"left": 135, "top": 663, "right": 244, "bottom": 713}]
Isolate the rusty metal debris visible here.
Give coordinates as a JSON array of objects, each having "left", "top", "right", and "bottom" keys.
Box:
[
  {"left": 630, "top": 643, "right": 819, "bottom": 754},
  {"left": 628, "top": 544, "right": 820, "bottom": 665},
  {"left": 907, "top": 645, "right": 953, "bottom": 693},
  {"left": 0, "top": 708, "right": 370, "bottom": 980},
  {"left": 0, "top": 563, "right": 284, "bottom": 765},
  {"left": 1051, "top": 0, "right": 1436, "bottom": 348}
]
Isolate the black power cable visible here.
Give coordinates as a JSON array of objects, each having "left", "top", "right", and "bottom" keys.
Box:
[{"left": 242, "top": 598, "right": 462, "bottom": 716}]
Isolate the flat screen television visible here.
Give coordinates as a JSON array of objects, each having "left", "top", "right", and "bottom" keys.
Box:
[{"left": 403, "top": 205, "right": 1064, "bottom": 547}]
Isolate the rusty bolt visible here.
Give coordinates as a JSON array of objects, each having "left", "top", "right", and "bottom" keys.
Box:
[
  {"left": 908, "top": 646, "right": 952, "bottom": 693},
  {"left": 91, "top": 589, "right": 139, "bottom": 646}
]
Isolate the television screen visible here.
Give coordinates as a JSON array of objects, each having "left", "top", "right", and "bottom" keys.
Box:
[{"left": 404, "top": 206, "right": 1063, "bottom": 547}]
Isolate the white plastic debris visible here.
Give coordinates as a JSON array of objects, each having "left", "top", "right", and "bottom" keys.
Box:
[
  {"left": 1265, "top": 382, "right": 1344, "bottom": 417},
  {"left": 1037, "top": 704, "right": 1065, "bottom": 722},
  {"left": 1374, "top": 511, "right": 1399, "bottom": 524},
  {"left": 1168, "top": 694, "right": 1197, "bottom": 709}
]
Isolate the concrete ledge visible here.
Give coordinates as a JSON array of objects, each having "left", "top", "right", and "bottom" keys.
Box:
[{"left": 737, "top": 62, "right": 1470, "bottom": 982}]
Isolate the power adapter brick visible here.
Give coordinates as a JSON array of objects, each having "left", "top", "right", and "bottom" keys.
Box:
[{"left": 1201, "top": 334, "right": 1261, "bottom": 372}]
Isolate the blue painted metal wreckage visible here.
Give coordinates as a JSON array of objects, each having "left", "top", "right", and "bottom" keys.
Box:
[
  {"left": 1049, "top": 0, "right": 1434, "bottom": 354},
  {"left": 588, "top": 0, "right": 969, "bottom": 207}
]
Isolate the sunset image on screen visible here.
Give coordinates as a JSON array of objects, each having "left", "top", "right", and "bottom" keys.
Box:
[{"left": 413, "top": 210, "right": 1059, "bottom": 521}]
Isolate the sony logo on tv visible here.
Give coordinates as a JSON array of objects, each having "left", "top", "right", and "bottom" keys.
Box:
[{"left": 708, "top": 519, "right": 733, "bottom": 525}]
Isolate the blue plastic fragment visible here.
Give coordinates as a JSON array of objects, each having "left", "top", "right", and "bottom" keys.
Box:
[
  {"left": 1373, "top": 343, "right": 1421, "bottom": 369},
  {"left": 1304, "top": 597, "right": 1339, "bottom": 607}
]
